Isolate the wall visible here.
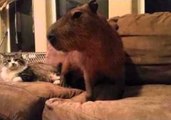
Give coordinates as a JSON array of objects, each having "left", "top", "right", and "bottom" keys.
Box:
[
  {"left": 33, "top": 0, "right": 56, "bottom": 52},
  {"left": 46, "top": 0, "right": 56, "bottom": 29},
  {"left": 108, "top": 0, "right": 144, "bottom": 18},
  {"left": 32, "top": 0, "right": 47, "bottom": 52}
]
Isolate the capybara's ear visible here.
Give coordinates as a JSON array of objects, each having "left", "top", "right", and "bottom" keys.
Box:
[{"left": 88, "top": 0, "right": 98, "bottom": 13}]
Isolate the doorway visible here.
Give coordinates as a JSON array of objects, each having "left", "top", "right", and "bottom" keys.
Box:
[
  {"left": 145, "top": 0, "right": 171, "bottom": 13},
  {"left": 9, "top": 0, "right": 35, "bottom": 52}
]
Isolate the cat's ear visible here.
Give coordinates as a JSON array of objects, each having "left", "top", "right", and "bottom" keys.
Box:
[
  {"left": 15, "top": 51, "right": 23, "bottom": 58},
  {"left": 0, "top": 53, "right": 5, "bottom": 57},
  {"left": 0, "top": 53, "right": 6, "bottom": 62}
]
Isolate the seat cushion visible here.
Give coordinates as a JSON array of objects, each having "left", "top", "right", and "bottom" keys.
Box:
[
  {"left": 0, "top": 81, "right": 83, "bottom": 120},
  {"left": 115, "top": 12, "right": 171, "bottom": 36},
  {"left": 43, "top": 85, "right": 171, "bottom": 120},
  {"left": 109, "top": 12, "right": 171, "bottom": 85}
]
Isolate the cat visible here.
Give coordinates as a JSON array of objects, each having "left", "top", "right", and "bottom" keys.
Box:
[{"left": 0, "top": 52, "right": 61, "bottom": 84}]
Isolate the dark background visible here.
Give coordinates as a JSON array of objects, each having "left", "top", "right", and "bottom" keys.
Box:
[
  {"left": 145, "top": 0, "right": 171, "bottom": 13},
  {"left": 9, "top": 0, "right": 35, "bottom": 52}
]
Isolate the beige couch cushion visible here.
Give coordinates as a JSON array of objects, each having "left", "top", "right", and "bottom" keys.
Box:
[
  {"left": 43, "top": 85, "right": 171, "bottom": 120},
  {"left": 117, "top": 12, "right": 171, "bottom": 36},
  {"left": 109, "top": 12, "right": 171, "bottom": 85},
  {"left": 112, "top": 12, "right": 171, "bottom": 65},
  {"left": 0, "top": 81, "right": 82, "bottom": 120}
]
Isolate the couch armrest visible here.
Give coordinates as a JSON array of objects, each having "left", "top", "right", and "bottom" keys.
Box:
[{"left": 0, "top": 81, "right": 83, "bottom": 120}]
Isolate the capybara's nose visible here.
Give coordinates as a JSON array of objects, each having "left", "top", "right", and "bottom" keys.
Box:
[{"left": 47, "top": 33, "right": 56, "bottom": 45}]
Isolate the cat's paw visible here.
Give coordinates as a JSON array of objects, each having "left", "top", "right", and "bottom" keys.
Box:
[
  {"left": 12, "top": 77, "right": 23, "bottom": 82},
  {"left": 50, "top": 73, "right": 60, "bottom": 80},
  {"left": 53, "top": 80, "right": 61, "bottom": 85},
  {"left": 49, "top": 73, "right": 61, "bottom": 84}
]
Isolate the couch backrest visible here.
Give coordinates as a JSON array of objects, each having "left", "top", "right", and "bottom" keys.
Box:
[{"left": 109, "top": 12, "right": 171, "bottom": 85}]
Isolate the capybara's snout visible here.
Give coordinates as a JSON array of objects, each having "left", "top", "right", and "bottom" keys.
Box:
[
  {"left": 47, "top": 22, "right": 59, "bottom": 46},
  {"left": 47, "top": 26, "right": 65, "bottom": 51}
]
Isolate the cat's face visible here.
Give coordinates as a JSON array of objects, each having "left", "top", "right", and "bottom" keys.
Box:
[{"left": 1, "top": 53, "right": 27, "bottom": 71}]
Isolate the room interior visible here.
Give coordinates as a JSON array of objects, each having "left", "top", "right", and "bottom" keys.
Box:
[
  {"left": 0, "top": 0, "right": 171, "bottom": 120},
  {"left": 0, "top": 0, "right": 145, "bottom": 53}
]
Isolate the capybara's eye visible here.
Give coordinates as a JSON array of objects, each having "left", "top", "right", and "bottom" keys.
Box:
[{"left": 72, "top": 11, "right": 82, "bottom": 19}]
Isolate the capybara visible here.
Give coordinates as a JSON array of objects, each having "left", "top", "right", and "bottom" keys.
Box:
[{"left": 47, "top": 0, "right": 125, "bottom": 101}]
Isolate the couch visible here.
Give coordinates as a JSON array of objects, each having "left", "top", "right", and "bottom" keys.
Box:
[{"left": 0, "top": 12, "right": 171, "bottom": 120}]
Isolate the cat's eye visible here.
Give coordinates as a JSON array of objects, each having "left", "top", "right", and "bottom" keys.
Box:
[
  {"left": 14, "top": 59, "right": 18, "bottom": 61},
  {"left": 7, "top": 60, "right": 11, "bottom": 62}
]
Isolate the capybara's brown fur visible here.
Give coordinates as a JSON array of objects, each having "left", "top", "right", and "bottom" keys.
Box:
[{"left": 47, "top": 0, "right": 125, "bottom": 101}]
